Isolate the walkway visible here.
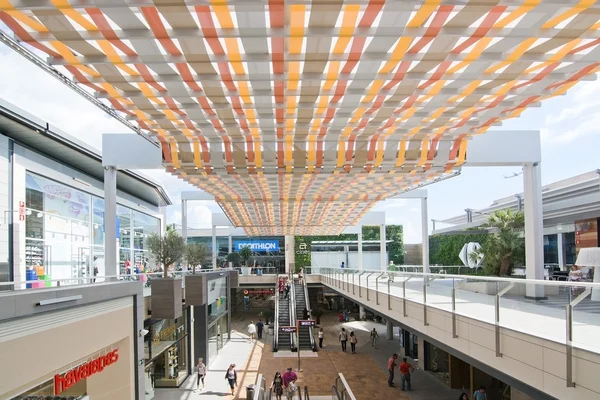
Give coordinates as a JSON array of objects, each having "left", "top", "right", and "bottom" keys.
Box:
[
  {"left": 324, "top": 272, "right": 600, "bottom": 353},
  {"left": 258, "top": 312, "right": 463, "bottom": 400}
]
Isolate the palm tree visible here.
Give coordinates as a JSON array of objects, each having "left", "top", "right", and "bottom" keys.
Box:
[{"left": 472, "top": 209, "right": 525, "bottom": 276}]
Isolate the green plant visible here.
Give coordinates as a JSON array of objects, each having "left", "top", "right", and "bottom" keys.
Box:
[
  {"left": 311, "top": 307, "right": 324, "bottom": 325},
  {"left": 147, "top": 230, "right": 186, "bottom": 278},
  {"left": 185, "top": 243, "right": 210, "bottom": 273},
  {"left": 471, "top": 209, "right": 525, "bottom": 276},
  {"left": 227, "top": 252, "right": 241, "bottom": 267},
  {"left": 239, "top": 246, "right": 252, "bottom": 266},
  {"left": 429, "top": 233, "right": 489, "bottom": 266}
]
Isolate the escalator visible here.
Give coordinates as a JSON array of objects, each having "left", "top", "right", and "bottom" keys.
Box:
[
  {"left": 293, "top": 278, "right": 316, "bottom": 351},
  {"left": 274, "top": 276, "right": 294, "bottom": 352}
]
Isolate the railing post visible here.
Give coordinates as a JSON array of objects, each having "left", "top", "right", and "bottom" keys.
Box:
[
  {"left": 359, "top": 274, "right": 362, "bottom": 298},
  {"left": 452, "top": 279, "right": 458, "bottom": 338},
  {"left": 387, "top": 279, "right": 391, "bottom": 310},
  {"left": 403, "top": 279, "right": 407, "bottom": 317},
  {"left": 352, "top": 273, "right": 355, "bottom": 295},
  {"left": 376, "top": 276, "right": 379, "bottom": 305},
  {"left": 495, "top": 281, "right": 501, "bottom": 357},
  {"left": 423, "top": 278, "right": 428, "bottom": 326},
  {"left": 566, "top": 304, "right": 574, "bottom": 387},
  {"left": 366, "top": 274, "right": 370, "bottom": 301}
]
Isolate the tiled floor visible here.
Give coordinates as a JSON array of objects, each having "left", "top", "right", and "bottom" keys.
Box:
[{"left": 154, "top": 312, "right": 463, "bottom": 400}]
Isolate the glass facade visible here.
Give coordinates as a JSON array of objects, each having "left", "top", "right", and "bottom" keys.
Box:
[
  {"left": 144, "top": 314, "right": 189, "bottom": 388},
  {"left": 207, "top": 313, "right": 227, "bottom": 366},
  {"left": 543, "top": 234, "right": 558, "bottom": 264},
  {"left": 24, "top": 172, "right": 160, "bottom": 284},
  {"left": 188, "top": 236, "right": 285, "bottom": 270}
]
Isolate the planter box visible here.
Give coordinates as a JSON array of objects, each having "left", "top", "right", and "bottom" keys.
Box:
[
  {"left": 185, "top": 274, "right": 207, "bottom": 306},
  {"left": 230, "top": 270, "right": 239, "bottom": 288},
  {"left": 241, "top": 267, "right": 251, "bottom": 275},
  {"left": 151, "top": 278, "right": 183, "bottom": 319}
]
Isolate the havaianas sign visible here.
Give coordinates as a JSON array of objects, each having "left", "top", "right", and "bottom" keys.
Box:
[{"left": 234, "top": 240, "right": 279, "bottom": 253}]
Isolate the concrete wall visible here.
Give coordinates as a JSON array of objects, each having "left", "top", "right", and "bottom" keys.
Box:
[{"left": 320, "top": 276, "right": 600, "bottom": 400}]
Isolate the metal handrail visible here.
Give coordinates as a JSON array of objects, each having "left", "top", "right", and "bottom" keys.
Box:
[
  {"left": 333, "top": 373, "right": 357, "bottom": 400},
  {"left": 273, "top": 276, "right": 280, "bottom": 352},
  {"left": 289, "top": 277, "right": 297, "bottom": 351},
  {"left": 304, "top": 386, "right": 310, "bottom": 400},
  {"left": 302, "top": 278, "right": 317, "bottom": 351}
]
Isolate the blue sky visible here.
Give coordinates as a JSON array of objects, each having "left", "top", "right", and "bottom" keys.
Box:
[{"left": 0, "top": 41, "right": 598, "bottom": 243}]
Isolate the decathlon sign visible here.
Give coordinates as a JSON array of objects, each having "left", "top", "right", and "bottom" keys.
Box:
[{"left": 235, "top": 240, "right": 279, "bottom": 253}]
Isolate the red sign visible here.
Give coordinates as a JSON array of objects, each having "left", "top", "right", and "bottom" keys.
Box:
[
  {"left": 54, "top": 349, "right": 119, "bottom": 395},
  {"left": 243, "top": 289, "right": 274, "bottom": 295},
  {"left": 18, "top": 201, "right": 25, "bottom": 221},
  {"left": 297, "top": 320, "right": 315, "bottom": 327}
]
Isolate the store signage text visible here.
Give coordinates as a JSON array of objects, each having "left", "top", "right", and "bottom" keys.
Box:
[
  {"left": 54, "top": 349, "right": 119, "bottom": 395},
  {"left": 18, "top": 201, "right": 25, "bottom": 221},
  {"left": 153, "top": 324, "right": 181, "bottom": 345},
  {"left": 243, "top": 289, "right": 275, "bottom": 295},
  {"left": 235, "top": 241, "right": 279, "bottom": 253},
  {"left": 295, "top": 242, "right": 310, "bottom": 255},
  {"left": 298, "top": 320, "right": 315, "bottom": 327},
  {"left": 280, "top": 326, "right": 297, "bottom": 333}
]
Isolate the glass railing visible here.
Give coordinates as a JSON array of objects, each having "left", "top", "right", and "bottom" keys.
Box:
[
  {"left": 312, "top": 266, "right": 600, "bottom": 358},
  {"left": 332, "top": 373, "right": 356, "bottom": 400}
]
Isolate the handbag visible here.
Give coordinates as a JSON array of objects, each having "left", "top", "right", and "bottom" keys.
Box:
[{"left": 288, "top": 382, "right": 298, "bottom": 392}]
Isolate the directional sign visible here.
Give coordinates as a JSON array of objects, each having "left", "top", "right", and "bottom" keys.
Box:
[
  {"left": 280, "top": 326, "right": 297, "bottom": 333},
  {"left": 298, "top": 320, "right": 315, "bottom": 327}
]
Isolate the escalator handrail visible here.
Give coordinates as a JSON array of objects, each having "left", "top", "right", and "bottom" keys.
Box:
[
  {"left": 302, "top": 278, "right": 317, "bottom": 351},
  {"left": 332, "top": 385, "right": 342, "bottom": 400},
  {"left": 304, "top": 385, "right": 310, "bottom": 400},
  {"left": 289, "top": 276, "right": 297, "bottom": 351},
  {"left": 274, "top": 275, "right": 280, "bottom": 352}
]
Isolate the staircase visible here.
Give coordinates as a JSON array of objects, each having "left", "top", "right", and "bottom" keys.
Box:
[
  {"left": 294, "top": 279, "right": 314, "bottom": 351},
  {"left": 277, "top": 290, "right": 292, "bottom": 351}
]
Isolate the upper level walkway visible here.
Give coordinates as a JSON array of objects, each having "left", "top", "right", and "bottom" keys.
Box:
[{"left": 310, "top": 266, "right": 600, "bottom": 400}]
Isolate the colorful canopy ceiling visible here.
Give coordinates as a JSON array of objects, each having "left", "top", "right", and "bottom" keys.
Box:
[{"left": 2, "top": 0, "right": 599, "bottom": 235}]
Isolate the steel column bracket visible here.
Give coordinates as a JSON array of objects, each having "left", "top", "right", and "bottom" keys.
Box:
[
  {"left": 388, "top": 279, "right": 392, "bottom": 310},
  {"left": 451, "top": 282, "right": 458, "bottom": 339},
  {"left": 376, "top": 273, "right": 385, "bottom": 305},
  {"left": 352, "top": 273, "right": 355, "bottom": 295},
  {"left": 566, "top": 286, "right": 592, "bottom": 388},
  {"left": 359, "top": 272, "right": 366, "bottom": 298},
  {"left": 402, "top": 277, "right": 412, "bottom": 318},
  {"left": 366, "top": 273, "right": 374, "bottom": 302}
]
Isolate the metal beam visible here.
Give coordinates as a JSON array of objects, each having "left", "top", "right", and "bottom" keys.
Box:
[
  {"left": 180, "top": 191, "right": 216, "bottom": 201},
  {"left": 49, "top": 52, "right": 597, "bottom": 67}
]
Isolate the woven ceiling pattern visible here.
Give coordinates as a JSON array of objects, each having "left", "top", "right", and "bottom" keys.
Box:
[{"left": 2, "top": 0, "right": 600, "bottom": 235}]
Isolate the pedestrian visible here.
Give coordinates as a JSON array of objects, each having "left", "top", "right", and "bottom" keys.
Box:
[
  {"left": 284, "top": 280, "right": 291, "bottom": 299},
  {"left": 256, "top": 319, "right": 264, "bottom": 340},
  {"left": 349, "top": 331, "right": 358, "bottom": 354},
  {"left": 339, "top": 327, "right": 348, "bottom": 352},
  {"left": 195, "top": 357, "right": 206, "bottom": 391},
  {"left": 459, "top": 393, "right": 469, "bottom": 400},
  {"left": 318, "top": 327, "right": 324, "bottom": 348},
  {"left": 224, "top": 364, "right": 237, "bottom": 396},
  {"left": 341, "top": 262, "right": 345, "bottom": 269},
  {"left": 248, "top": 321, "right": 256, "bottom": 341},
  {"left": 387, "top": 353, "right": 398, "bottom": 387},
  {"left": 282, "top": 367, "right": 298, "bottom": 400},
  {"left": 279, "top": 278, "right": 285, "bottom": 297},
  {"left": 302, "top": 307, "right": 309, "bottom": 320},
  {"left": 399, "top": 357, "right": 414, "bottom": 391},
  {"left": 370, "top": 328, "right": 379, "bottom": 347},
  {"left": 473, "top": 386, "right": 488, "bottom": 400},
  {"left": 298, "top": 267, "right": 304, "bottom": 284},
  {"left": 271, "top": 371, "right": 284, "bottom": 400}
]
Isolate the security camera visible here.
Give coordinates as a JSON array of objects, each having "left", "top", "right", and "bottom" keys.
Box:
[{"left": 139, "top": 329, "right": 149, "bottom": 337}]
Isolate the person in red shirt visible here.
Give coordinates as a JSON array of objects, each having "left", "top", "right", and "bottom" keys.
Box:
[
  {"left": 387, "top": 353, "right": 398, "bottom": 387},
  {"left": 282, "top": 367, "right": 298, "bottom": 399},
  {"left": 399, "top": 357, "right": 414, "bottom": 391}
]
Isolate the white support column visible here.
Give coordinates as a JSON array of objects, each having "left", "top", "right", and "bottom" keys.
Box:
[
  {"left": 212, "top": 225, "right": 217, "bottom": 268},
  {"left": 104, "top": 166, "right": 118, "bottom": 277},
  {"left": 523, "top": 163, "right": 545, "bottom": 298},
  {"left": 357, "top": 228, "right": 363, "bottom": 271},
  {"left": 285, "top": 235, "right": 294, "bottom": 274},
  {"left": 386, "top": 320, "right": 394, "bottom": 340},
  {"left": 228, "top": 234, "right": 233, "bottom": 268},
  {"left": 421, "top": 197, "right": 430, "bottom": 274},
  {"left": 380, "top": 224, "right": 387, "bottom": 271},
  {"left": 557, "top": 232, "right": 565, "bottom": 271},
  {"left": 181, "top": 199, "right": 188, "bottom": 243}
]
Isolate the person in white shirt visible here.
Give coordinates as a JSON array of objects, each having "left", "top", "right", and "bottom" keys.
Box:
[
  {"left": 318, "top": 327, "right": 325, "bottom": 348},
  {"left": 248, "top": 321, "right": 257, "bottom": 341},
  {"left": 196, "top": 357, "right": 206, "bottom": 391}
]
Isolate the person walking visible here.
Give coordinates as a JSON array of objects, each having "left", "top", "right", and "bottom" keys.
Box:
[
  {"left": 224, "top": 364, "right": 237, "bottom": 396},
  {"left": 370, "top": 328, "right": 379, "bottom": 347},
  {"left": 339, "top": 327, "right": 348, "bottom": 352},
  {"left": 318, "top": 327, "right": 324, "bottom": 348},
  {"left": 256, "top": 320, "right": 264, "bottom": 340},
  {"left": 473, "top": 386, "right": 488, "bottom": 400},
  {"left": 248, "top": 321, "right": 257, "bottom": 341},
  {"left": 195, "top": 357, "right": 206, "bottom": 391},
  {"left": 302, "top": 307, "right": 309, "bottom": 320},
  {"left": 349, "top": 331, "right": 358, "bottom": 354},
  {"left": 284, "top": 280, "right": 291, "bottom": 299},
  {"left": 459, "top": 393, "right": 470, "bottom": 400},
  {"left": 387, "top": 353, "right": 398, "bottom": 387},
  {"left": 282, "top": 367, "right": 298, "bottom": 400},
  {"left": 271, "top": 371, "right": 284, "bottom": 400},
  {"left": 399, "top": 357, "right": 414, "bottom": 391}
]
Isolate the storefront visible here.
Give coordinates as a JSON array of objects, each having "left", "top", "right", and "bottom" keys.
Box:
[
  {"left": 0, "top": 100, "right": 171, "bottom": 286},
  {"left": 143, "top": 313, "right": 190, "bottom": 392},
  {"left": 0, "top": 293, "right": 139, "bottom": 400},
  {"left": 234, "top": 288, "right": 275, "bottom": 311}
]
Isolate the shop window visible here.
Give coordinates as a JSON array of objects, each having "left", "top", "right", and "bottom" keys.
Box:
[
  {"left": 25, "top": 173, "right": 91, "bottom": 284},
  {"left": 543, "top": 234, "right": 558, "bottom": 264},
  {"left": 207, "top": 277, "right": 228, "bottom": 325},
  {"left": 148, "top": 315, "right": 189, "bottom": 388},
  {"left": 425, "top": 343, "right": 450, "bottom": 386}
]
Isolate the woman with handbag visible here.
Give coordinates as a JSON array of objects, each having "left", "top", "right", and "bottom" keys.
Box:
[
  {"left": 271, "top": 371, "right": 284, "bottom": 400},
  {"left": 224, "top": 364, "right": 237, "bottom": 396}
]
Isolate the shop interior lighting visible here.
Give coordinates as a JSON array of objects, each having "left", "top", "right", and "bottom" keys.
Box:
[{"left": 72, "top": 177, "right": 91, "bottom": 187}]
